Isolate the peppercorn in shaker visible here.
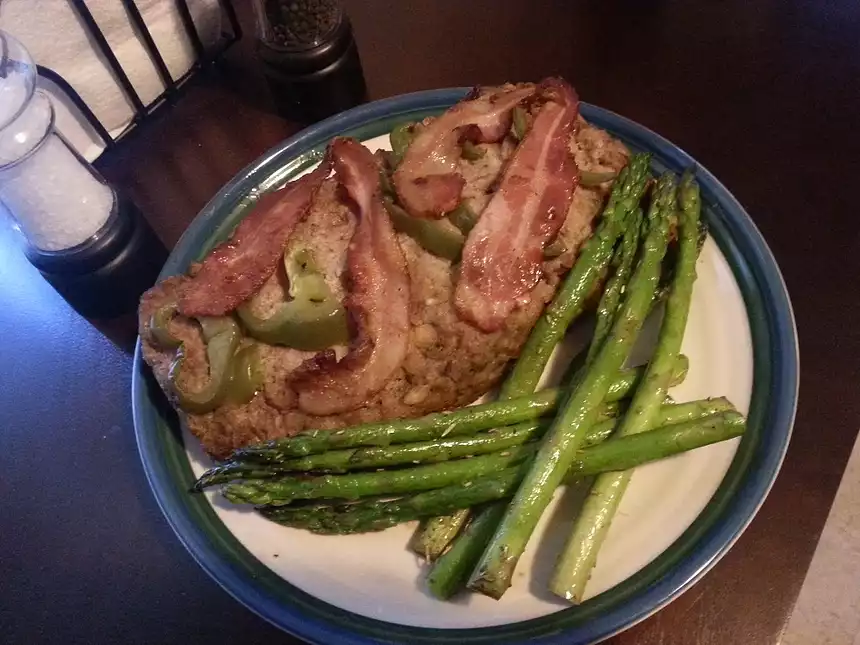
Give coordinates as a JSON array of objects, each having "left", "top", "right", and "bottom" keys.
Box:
[{"left": 253, "top": 0, "right": 367, "bottom": 122}]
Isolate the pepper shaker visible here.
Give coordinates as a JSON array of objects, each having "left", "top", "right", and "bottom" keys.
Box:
[{"left": 252, "top": 0, "right": 367, "bottom": 122}]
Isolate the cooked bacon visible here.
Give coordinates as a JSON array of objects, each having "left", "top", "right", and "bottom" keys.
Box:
[
  {"left": 455, "top": 79, "right": 580, "bottom": 332},
  {"left": 393, "top": 85, "right": 535, "bottom": 219},
  {"left": 177, "top": 161, "right": 331, "bottom": 317},
  {"left": 293, "top": 138, "right": 410, "bottom": 416}
]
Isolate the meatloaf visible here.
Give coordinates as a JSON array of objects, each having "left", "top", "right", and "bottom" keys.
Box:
[{"left": 138, "top": 84, "right": 628, "bottom": 459}]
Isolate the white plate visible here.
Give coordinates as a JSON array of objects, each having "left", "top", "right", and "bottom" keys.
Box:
[
  {"left": 133, "top": 92, "right": 796, "bottom": 645},
  {"left": 184, "top": 134, "right": 751, "bottom": 629}
]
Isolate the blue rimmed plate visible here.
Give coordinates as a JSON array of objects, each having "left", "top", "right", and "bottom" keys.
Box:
[{"left": 132, "top": 89, "right": 798, "bottom": 644}]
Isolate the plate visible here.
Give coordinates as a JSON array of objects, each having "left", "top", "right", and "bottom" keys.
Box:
[{"left": 132, "top": 89, "right": 798, "bottom": 644}]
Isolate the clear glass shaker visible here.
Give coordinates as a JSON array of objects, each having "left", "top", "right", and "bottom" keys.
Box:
[
  {"left": 0, "top": 31, "right": 166, "bottom": 318},
  {"left": 0, "top": 31, "right": 116, "bottom": 256}
]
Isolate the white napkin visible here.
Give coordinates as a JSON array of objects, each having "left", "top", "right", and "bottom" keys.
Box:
[{"left": 0, "top": 0, "right": 222, "bottom": 160}]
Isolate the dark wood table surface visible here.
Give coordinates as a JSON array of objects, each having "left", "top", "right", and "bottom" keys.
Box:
[{"left": 3, "top": 1, "right": 859, "bottom": 643}]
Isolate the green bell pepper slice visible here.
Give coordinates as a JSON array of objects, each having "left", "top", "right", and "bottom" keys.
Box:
[
  {"left": 150, "top": 302, "right": 182, "bottom": 349},
  {"left": 461, "top": 140, "right": 486, "bottom": 162},
  {"left": 580, "top": 170, "right": 618, "bottom": 187},
  {"left": 389, "top": 122, "right": 416, "bottom": 166},
  {"left": 169, "top": 316, "right": 241, "bottom": 415},
  {"left": 229, "top": 342, "right": 265, "bottom": 405},
  {"left": 511, "top": 106, "right": 528, "bottom": 141},
  {"left": 447, "top": 201, "right": 479, "bottom": 235},
  {"left": 383, "top": 197, "right": 464, "bottom": 262},
  {"left": 237, "top": 248, "right": 349, "bottom": 351}
]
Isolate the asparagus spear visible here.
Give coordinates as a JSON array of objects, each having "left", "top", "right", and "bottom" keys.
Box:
[
  {"left": 223, "top": 446, "right": 539, "bottom": 506},
  {"left": 500, "top": 153, "right": 652, "bottom": 400},
  {"left": 551, "top": 171, "right": 701, "bottom": 603},
  {"left": 468, "top": 173, "right": 677, "bottom": 600},
  {"left": 607, "top": 353, "right": 687, "bottom": 401},
  {"left": 409, "top": 510, "right": 471, "bottom": 561},
  {"left": 197, "top": 421, "right": 547, "bottom": 488},
  {"left": 228, "top": 358, "right": 686, "bottom": 464},
  {"left": 263, "top": 472, "right": 524, "bottom": 534},
  {"left": 235, "top": 391, "right": 561, "bottom": 462},
  {"left": 427, "top": 503, "right": 508, "bottom": 598},
  {"left": 261, "top": 412, "right": 745, "bottom": 536},
  {"left": 586, "top": 208, "right": 643, "bottom": 364}
]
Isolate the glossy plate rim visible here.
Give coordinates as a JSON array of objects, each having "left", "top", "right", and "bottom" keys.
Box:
[{"left": 131, "top": 88, "right": 799, "bottom": 645}]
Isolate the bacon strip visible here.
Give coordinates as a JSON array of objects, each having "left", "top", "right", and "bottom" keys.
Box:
[
  {"left": 455, "top": 79, "right": 580, "bottom": 332},
  {"left": 177, "top": 160, "right": 331, "bottom": 317},
  {"left": 393, "top": 85, "right": 535, "bottom": 219},
  {"left": 294, "top": 138, "right": 410, "bottom": 416}
]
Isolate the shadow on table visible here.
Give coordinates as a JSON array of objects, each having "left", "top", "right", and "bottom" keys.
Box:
[
  {"left": 86, "top": 311, "right": 140, "bottom": 355},
  {"left": 47, "top": 200, "right": 168, "bottom": 354}
]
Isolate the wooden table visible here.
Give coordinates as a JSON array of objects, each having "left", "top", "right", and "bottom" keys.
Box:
[{"left": 3, "top": 1, "right": 859, "bottom": 643}]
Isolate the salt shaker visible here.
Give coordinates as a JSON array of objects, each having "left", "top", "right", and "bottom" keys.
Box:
[
  {"left": 253, "top": 0, "right": 367, "bottom": 122},
  {"left": 0, "top": 31, "right": 165, "bottom": 318}
]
